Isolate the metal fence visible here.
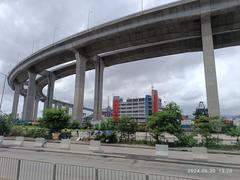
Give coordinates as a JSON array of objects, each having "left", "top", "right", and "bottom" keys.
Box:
[{"left": 0, "top": 156, "right": 199, "bottom": 180}]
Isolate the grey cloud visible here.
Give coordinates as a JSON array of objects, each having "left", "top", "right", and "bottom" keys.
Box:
[{"left": 0, "top": 0, "right": 239, "bottom": 116}]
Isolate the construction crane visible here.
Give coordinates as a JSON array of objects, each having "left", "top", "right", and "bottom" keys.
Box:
[{"left": 193, "top": 101, "right": 208, "bottom": 118}]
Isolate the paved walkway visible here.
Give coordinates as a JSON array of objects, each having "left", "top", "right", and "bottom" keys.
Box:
[{"left": 1, "top": 139, "right": 240, "bottom": 167}]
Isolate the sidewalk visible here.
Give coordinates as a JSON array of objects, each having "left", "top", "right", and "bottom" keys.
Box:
[{"left": 1, "top": 139, "right": 240, "bottom": 168}]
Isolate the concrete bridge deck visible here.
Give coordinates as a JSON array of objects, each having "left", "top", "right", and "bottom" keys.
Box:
[{"left": 8, "top": 0, "right": 240, "bottom": 121}]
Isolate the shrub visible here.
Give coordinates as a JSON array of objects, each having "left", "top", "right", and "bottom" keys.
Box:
[
  {"left": 30, "top": 127, "right": 50, "bottom": 139},
  {"left": 0, "top": 113, "right": 13, "bottom": 135},
  {"left": 80, "top": 122, "right": 93, "bottom": 130},
  {"left": 10, "top": 125, "right": 51, "bottom": 139},
  {"left": 60, "top": 129, "right": 72, "bottom": 139},
  {"left": 205, "top": 137, "right": 220, "bottom": 148},
  {"left": 40, "top": 108, "right": 70, "bottom": 133},
  {"left": 137, "top": 124, "right": 147, "bottom": 132},
  {"left": 105, "top": 133, "right": 118, "bottom": 143},
  {"left": 177, "top": 133, "right": 197, "bottom": 147},
  {"left": 227, "top": 126, "right": 240, "bottom": 143},
  {"left": 9, "top": 126, "right": 25, "bottom": 136},
  {"left": 94, "top": 132, "right": 118, "bottom": 143},
  {"left": 68, "top": 121, "right": 80, "bottom": 129}
]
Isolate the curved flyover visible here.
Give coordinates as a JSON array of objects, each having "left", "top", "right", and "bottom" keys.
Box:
[{"left": 8, "top": 0, "right": 240, "bottom": 122}]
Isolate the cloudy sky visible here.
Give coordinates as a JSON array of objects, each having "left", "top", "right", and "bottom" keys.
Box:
[{"left": 0, "top": 0, "right": 240, "bottom": 117}]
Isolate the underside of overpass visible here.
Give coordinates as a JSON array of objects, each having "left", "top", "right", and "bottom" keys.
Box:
[{"left": 7, "top": 0, "right": 240, "bottom": 122}]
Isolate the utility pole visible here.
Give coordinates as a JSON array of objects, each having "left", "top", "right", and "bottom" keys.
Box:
[
  {"left": 0, "top": 72, "right": 7, "bottom": 111},
  {"left": 141, "top": 0, "right": 144, "bottom": 12}
]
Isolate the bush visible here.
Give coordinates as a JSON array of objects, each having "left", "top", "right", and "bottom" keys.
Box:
[
  {"left": 0, "top": 113, "right": 13, "bottom": 135},
  {"left": 80, "top": 122, "right": 93, "bottom": 130},
  {"left": 226, "top": 126, "right": 240, "bottom": 143},
  {"left": 104, "top": 133, "right": 118, "bottom": 143},
  {"left": 69, "top": 121, "right": 80, "bottom": 129},
  {"left": 205, "top": 137, "right": 221, "bottom": 148},
  {"left": 40, "top": 108, "right": 70, "bottom": 133},
  {"left": 94, "top": 132, "right": 118, "bottom": 143},
  {"left": 177, "top": 133, "right": 197, "bottom": 147},
  {"left": 119, "top": 140, "right": 154, "bottom": 146},
  {"left": 29, "top": 127, "right": 51, "bottom": 139},
  {"left": 60, "top": 129, "right": 72, "bottom": 139},
  {"left": 10, "top": 125, "right": 51, "bottom": 139},
  {"left": 10, "top": 126, "right": 25, "bottom": 136},
  {"left": 137, "top": 124, "right": 147, "bottom": 132}
]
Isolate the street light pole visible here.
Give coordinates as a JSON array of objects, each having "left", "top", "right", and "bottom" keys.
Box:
[
  {"left": 141, "top": 0, "right": 144, "bottom": 12},
  {"left": 0, "top": 72, "right": 7, "bottom": 111}
]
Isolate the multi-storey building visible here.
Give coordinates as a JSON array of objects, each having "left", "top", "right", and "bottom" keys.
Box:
[{"left": 112, "top": 90, "right": 161, "bottom": 123}]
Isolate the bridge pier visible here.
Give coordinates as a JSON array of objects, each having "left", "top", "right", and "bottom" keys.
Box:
[
  {"left": 201, "top": 0, "right": 220, "bottom": 118},
  {"left": 93, "top": 56, "right": 104, "bottom": 121},
  {"left": 45, "top": 72, "right": 55, "bottom": 109},
  {"left": 11, "top": 83, "right": 20, "bottom": 119},
  {"left": 33, "top": 97, "right": 39, "bottom": 120},
  {"left": 72, "top": 50, "right": 88, "bottom": 124},
  {"left": 22, "top": 96, "right": 26, "bottom": 119},
  {"left": 23, "top": 71, "right": 37, "bottom": 121}
]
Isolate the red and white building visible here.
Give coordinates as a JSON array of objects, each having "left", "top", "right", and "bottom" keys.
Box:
[{"left": 112, "top": 90, "right": 161, "bottom": 123}]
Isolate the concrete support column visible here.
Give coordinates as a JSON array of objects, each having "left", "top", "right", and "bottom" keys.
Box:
[
  {"left": 22, "top": 96, "right": 26, "bottom": 119},
  {"left": 201, "top": 0, "right": 220, "bottom": 117},
  {"left": 23, "top": 71, "right": 37, "bottom": 121},
  {"left": 46, "top": 73, "right": 56, "bottom": 109},
  {"left": 33, "top": 97, "right": 40, "bottom": 121},
  {"left": 72, "top": 50, "right": 88, "bottom": 124},
  {"left": 11, "top": 83, "right": 21, "bottom": 119},
  {"left": 93, "top": 56, "right": 105, "bottom": 121},
  {"left": 44, "top": 100, "right": 47, "bottom": 110}
]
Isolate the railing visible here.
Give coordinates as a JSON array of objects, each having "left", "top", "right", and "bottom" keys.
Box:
[{"left": 0, "top": 156, "right": 199, "bottom": 180}]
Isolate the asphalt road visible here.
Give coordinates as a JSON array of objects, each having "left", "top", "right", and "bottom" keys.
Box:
[{"left": 0, "top": 148, "right": 239, "bottom": 180}]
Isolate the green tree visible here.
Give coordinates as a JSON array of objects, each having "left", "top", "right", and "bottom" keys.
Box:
[
  {"left": 40, "top": 108, "right": 70, "bottom": 133},
  {"left": 0, "top": 113, "right": 13, "bottom": 135},
  {"left": 227, "top": 126, "right": 240, "bottom": 144},
  {"left": 118, "top": 117, "right": 137, "bottom": 142},
  {"left": 209, "top": 118, "right": 225, "bottom": 141},
  {"left": 147, "top": 102, "right": 182, "bottom": 143},
  {"left": 193, "top": 116, "right": 212, "bottom": 146},
  {"left": 95, "top": 118, "right": 117, "bottom": 131}
]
